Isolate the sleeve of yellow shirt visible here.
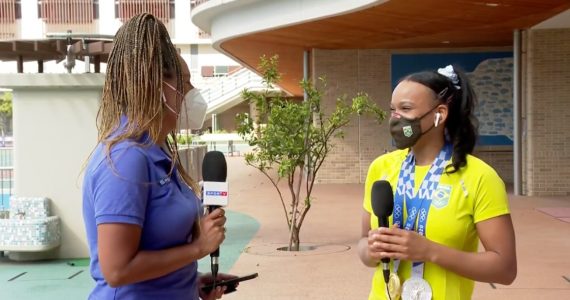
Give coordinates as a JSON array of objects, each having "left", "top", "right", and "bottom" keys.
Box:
[
  {"left": 363, "top": 160, "right": 378, "bottom": 214},
  {"left": 472, "top": 165, "right": 510, "bottom": 223}
]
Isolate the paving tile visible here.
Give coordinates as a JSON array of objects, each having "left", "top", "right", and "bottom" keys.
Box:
[
  {"left": 536, "top": 207, "right": 570, "bottom": 218},
  {"left": 1, "top": 157, "right": 570, "bottom": 300}
]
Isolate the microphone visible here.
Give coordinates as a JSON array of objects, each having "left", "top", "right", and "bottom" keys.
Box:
[
  {"left": 202, "top": 151, "right": 228, "bottom": 280},
  {"left": 371, "top": 180, "right": 394, "bottom": 284}
]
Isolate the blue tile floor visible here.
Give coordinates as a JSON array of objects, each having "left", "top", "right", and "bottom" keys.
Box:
[{"left": 0, "top": 210, "right": 259, "bottom": 299}]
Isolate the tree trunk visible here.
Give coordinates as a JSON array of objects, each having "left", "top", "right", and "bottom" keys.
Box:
[{"left": 288, "top": 224, "right": 300, "bottom": 251}]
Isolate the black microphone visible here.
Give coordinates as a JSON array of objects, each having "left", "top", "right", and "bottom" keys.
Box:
[
  {"left": 202, "top": 151, "right": 228, "bottom": 280},
  {"left": 371, "top": 180, "right": 394, "bottom": 284}
]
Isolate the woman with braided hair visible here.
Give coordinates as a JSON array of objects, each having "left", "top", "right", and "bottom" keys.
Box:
[
  {"left": 83, "top": 13, "right": 233, "bottom": 299},
  {"left": 358, "top": 65, "right": 517, "bottom": 299}
]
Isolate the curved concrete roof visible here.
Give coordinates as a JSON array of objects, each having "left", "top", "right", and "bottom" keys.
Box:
[{"left": 193, "top": 0, "right": 570, "bottom": 96}]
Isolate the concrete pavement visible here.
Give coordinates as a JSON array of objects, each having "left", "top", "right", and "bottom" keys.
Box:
[{"left": 223, "top": 156, "right": 570, "bottom": 300}]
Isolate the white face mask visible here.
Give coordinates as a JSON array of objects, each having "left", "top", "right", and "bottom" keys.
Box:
[
  {"left": 179, "top": 88, "right": 207, "bottom": 130},
  {"left": 163, "top": 82, "right": 208, "bottom": 130}
]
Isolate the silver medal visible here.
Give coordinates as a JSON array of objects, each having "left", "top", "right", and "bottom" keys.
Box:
[{"left": 401, "top": 277, "right": 432, "bottom": 300}]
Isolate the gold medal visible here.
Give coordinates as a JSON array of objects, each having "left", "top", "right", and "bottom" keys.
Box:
[{"left": 386, "top": 272, "right": 402, "bottom": 300}]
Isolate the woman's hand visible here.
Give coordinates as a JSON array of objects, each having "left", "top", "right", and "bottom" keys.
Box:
[
  {"left": 198, "top": 273, "right": 239, "bottom": 300},
  {"left": 194, "top": 208, "right": 226, "bottom": 257},
  {"left": 368, "top": 225, "right": 434, "bottom": 262}
]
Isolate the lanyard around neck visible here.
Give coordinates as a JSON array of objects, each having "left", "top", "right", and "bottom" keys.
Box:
[{"left": 392, "top": 143, "right": 452, "bottom": 277}]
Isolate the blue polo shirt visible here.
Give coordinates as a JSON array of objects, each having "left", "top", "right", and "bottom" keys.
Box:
[{"left": 82, "top": 122, "right": 201, "bottom": 299}]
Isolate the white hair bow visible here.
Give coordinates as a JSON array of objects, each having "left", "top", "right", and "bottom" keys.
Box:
[{"left": 437, "top": 65, "right": 461, "bottom": 89}]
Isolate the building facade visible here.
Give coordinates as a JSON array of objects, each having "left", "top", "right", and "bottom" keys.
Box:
[
  {"left": 0, "top": 0, "right": 239, "bottom": 88},
  {"left": 192, "top": 0, "right": 570, "bottom": 196}
]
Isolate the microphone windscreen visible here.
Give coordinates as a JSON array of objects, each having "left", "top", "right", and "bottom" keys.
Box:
[
  {"left": 202, "top": 151, "right": 227, "bottom": 182},
  {"left": 371, "top": 180, "right": 394, "bottom": 218}
]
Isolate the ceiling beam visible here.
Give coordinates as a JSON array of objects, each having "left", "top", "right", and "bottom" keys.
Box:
[
  {"left": 0, "top": 39, "right": 112, "bottom": 63},
  {"left": 104, "top": 42, "right": 113, "bottom": 54},
  {"left": 55, "top": 40, "right": 67, "bottom": 53},
  {"left": 70, "top": 40, "right": 85, "bottom": 55},
  {"left": 0, "top": 42, "right": 12, "bottom": 52},
  {"left": 0, "top": 54, "right": 61, "bottom": 62},
  {"left": 34, "top": 41, "right": 58, "bottom": 53},
  {"left": 84, "top": 41, "right": 114, "bottom": 55},
  {"left": 88, "top": 41, "right": 104, "bottom": 54},
  {"left": 12, "top": 41, "right": 35, "bottom": 52}
]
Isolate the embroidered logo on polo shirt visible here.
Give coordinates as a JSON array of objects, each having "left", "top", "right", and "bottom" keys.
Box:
[
  {"left": 431, "top": 184, "right": 452, "bottom": 209},
  {"left": 159, "top": 177, "right": 171, "bottom": 186}
]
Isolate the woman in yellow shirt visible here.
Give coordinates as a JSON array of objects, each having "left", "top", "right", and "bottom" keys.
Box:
[{"left": 358, "top": 65, "right": 517, "bottom": 299}]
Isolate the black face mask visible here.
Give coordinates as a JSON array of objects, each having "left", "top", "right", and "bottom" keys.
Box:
[{"left": 389, "top": 106, "right": 438, "bottom": 149}]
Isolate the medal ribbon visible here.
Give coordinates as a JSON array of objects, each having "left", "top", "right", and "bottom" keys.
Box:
[{"left": 392, "top": 143, "right": 452, "bottom": 278}]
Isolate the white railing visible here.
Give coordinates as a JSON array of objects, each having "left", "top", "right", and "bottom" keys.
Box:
[
  {"left": 201, "top": 67, "right": 265, "bottom": 113},
  {"left": 192, "top": 133, "right": 252, "bottom": 157},
  {"left": 0, "top": 22, "right": 17, "bottom": 40},
  {"left": 0, "top": 0, "right": 18, "bottom": 41}
]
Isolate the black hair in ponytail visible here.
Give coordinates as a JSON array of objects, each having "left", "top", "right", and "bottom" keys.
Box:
[{"left": 402, "top": 65, "right": 479, "bottom": 173}]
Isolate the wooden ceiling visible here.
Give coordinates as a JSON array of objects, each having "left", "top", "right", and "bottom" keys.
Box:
[{"left": 220, "top": 0, "right": 570, "bottom": 96}]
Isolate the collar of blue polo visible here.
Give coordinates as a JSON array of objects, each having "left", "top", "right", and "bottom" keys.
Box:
[{"left": 105, "top": 115, "right": 172, "bottom": 164}]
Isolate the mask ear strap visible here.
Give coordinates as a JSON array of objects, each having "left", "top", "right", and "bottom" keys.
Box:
[
  {"left": 162, "top": 92, "right": 178, "bottom": 115},
  {"left": 418, "top": 104, "right": 441, "bottom": 120},
  {"left": 163, "top": 81, "right": 176, "bottom": 91}
]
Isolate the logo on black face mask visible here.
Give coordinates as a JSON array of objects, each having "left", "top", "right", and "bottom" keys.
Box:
[{"left": 403, "top": 126, "right": 414, "bottom": 138}]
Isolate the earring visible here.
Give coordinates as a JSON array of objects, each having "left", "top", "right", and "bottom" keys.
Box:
[{"left": 435, "top": 112, "right": 441, "bottom": 127}]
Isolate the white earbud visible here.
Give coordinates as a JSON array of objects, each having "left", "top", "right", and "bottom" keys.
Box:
[{"left": 435, "top": 112, "right": 441, "bottom": 127}]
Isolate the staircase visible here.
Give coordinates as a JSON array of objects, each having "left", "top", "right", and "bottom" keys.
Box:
[{"left": 198, "top": 68, "right": 268, "bottom": 117}]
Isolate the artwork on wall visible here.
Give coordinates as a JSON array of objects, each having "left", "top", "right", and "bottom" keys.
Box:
[{"left": 391, "top": 52, "right": 513, "bottom": 146}]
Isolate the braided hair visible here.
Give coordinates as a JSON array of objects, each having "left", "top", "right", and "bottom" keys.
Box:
[{"left": 96, "top": 13, "right": 198, "bottom": 191}]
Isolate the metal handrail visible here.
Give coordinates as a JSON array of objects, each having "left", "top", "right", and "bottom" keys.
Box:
[{"left": 201, "top": 68, "right": 266, "bottom": 112}]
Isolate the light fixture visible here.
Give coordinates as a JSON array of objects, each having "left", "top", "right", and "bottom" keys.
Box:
[
  {"left": 485, "top": 3, "right": 500, "bottom": 7},
  {"left": 441, "top": 40, "right": 451, "bottom": 44}
]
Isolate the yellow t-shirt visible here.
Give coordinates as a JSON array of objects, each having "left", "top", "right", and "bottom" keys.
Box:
[{"left": 363, "top": 149, "right": 510, "bottom": 300}]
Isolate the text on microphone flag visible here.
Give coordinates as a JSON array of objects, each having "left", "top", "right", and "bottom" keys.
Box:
[{"left": 205, "top": 191, "right": 228, "bottom": 196}]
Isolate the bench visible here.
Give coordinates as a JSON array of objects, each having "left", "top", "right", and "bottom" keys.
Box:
[
  {"left": 0, "top": 197, "right": 61, "bottom": 253},
  {"left": 195, "top": 133, "right": 245, "bottom": 156}
]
